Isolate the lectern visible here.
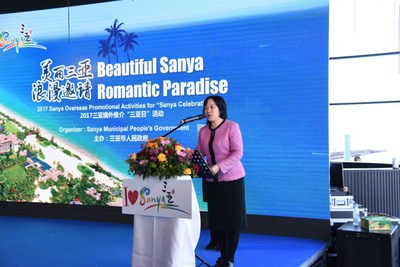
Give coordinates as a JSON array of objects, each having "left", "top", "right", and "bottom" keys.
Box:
[{"left": 122, "top": 176, "right": 201, "bottom": 267}]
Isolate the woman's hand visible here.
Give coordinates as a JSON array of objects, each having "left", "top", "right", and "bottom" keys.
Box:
[{"left": 211, "top": 164, "right": 220, "bottom": 175}]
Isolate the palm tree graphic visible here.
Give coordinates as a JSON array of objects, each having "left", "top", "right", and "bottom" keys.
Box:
[
  {"left": 120, "top": 32, "right": 139, "bottom": 62},
  {"left": 105, "top": 19, "right": 126, "bottom": 63},
  {"left": 99, "top": 19, "right": 139, "bottom": 63},
  {"left": 98, "top": 38, "right": 116, "bottom": 64}
]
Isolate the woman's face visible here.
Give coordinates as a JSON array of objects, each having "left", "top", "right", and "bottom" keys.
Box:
[{"left": 204, "top": 99, "right": 220, "bottom": 122}]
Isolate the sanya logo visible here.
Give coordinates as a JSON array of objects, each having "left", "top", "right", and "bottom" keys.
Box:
[
  {"left": 0, "top": 24, "right": 46, "bottom": 53},
  {"left": 124, "top": 181, "right": 190, "bottom": 216}
]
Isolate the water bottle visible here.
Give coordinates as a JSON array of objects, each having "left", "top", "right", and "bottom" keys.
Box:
[{"left": 353, "top": 202, "right": 360, "bottom": 226}]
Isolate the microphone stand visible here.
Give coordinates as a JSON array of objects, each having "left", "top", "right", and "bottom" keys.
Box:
[
  {"left": 162, "top": 121, "right": 187, "bottom": 137},
  {"left": 163, "top": 114, "right": 204, "bottom": 137},
  {"left": 196, "top": 254, "right": 212, "bottom": 267},
  {"left": 162, "top": 120, "right": 212, "bottom": 267}
]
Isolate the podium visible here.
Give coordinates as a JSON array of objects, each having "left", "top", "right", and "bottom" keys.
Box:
[{"left": 122, "top": 176, "right": 201, "bottom": 267}]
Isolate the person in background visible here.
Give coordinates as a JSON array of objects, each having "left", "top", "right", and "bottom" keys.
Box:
[{"left": 196, "top": 95, "right": 247, "bottom": 267}]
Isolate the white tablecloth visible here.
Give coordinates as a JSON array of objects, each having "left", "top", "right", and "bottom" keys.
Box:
[{"left": 131, "top": 177, "right": 201, "bottom": 267}]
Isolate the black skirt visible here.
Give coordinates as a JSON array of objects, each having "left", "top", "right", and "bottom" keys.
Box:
[{"left": 206, "top": 177, "right": 247, "bottom": 231}]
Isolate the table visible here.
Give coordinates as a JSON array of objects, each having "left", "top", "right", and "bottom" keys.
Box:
[{"left": 337, "top": 222, "right": 399, "bottom": 267}]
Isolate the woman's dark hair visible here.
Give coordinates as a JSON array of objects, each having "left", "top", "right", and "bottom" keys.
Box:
[{"left": 203, "top": 95, "right": 228, "bottom": 121}]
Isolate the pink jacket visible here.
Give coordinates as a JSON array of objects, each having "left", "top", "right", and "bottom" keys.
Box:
[{"left": 196, "top": 120, "right": 245, "bottom": 182}]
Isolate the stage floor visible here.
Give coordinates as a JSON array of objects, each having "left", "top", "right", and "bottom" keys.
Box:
[{"left": 0, "top": 215, "right": 328, "bottom": 267}]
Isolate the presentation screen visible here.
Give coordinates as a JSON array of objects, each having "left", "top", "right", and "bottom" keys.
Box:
[{"left": 0, "top": 0, "right": 329, "bottom": 220}]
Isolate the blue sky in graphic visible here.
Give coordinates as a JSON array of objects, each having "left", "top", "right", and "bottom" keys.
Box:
[{"left": 0, "top": 0, "right": 328, "bottom": 39}]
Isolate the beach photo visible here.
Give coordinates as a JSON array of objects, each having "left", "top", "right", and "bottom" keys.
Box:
[{"left": 0, "top": 104, "right": 124, "bottom": 206}]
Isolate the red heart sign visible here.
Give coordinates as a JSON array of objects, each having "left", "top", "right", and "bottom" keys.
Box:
[{"left": 128, "top": 190, "right": 138, "bottom": 205}]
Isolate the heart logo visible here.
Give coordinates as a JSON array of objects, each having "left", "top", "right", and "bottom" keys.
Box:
[{"left": 128, "top": 190, "right": 138, "bottom": 205}]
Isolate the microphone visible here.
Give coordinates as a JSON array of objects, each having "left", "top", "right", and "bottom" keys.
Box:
[{"left": 181, "top": 114, "right": 205, "bottom": 124}]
